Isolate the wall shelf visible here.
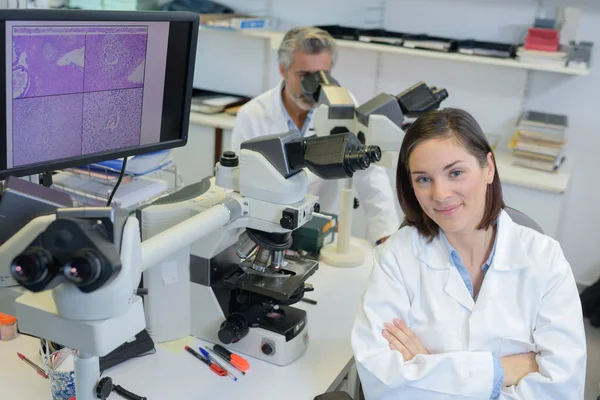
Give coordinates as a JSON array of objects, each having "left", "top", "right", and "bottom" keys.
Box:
[
  {"left": 203, "top": 28, "right": 590, "bottom": 77},
  {"left": 189, "top": 112, "right": 236, "bottom": 131},
  {"left": 494, "top": 150, "right": 572, "bottom": 194}
]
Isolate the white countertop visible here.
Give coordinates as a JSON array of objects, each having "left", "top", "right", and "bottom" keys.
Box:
[{"left": 0, "top": 239, "right": 374, "bottom": 400}]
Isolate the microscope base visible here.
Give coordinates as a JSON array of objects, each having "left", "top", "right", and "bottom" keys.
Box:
[
  {"left": 15, "top": 291, "right": 146, "bottom": 356},
  {"left": 226, "top": 324, "right": 309, "bottom": 366},
  {"left": 320, "top": 240, "right": 364, "bottom": 268}
]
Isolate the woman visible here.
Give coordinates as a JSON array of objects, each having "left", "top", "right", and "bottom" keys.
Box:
[{"left": 351, "top": 108, "right": 586, "bottom": 399}]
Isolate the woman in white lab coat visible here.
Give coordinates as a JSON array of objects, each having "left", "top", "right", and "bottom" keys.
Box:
[{"left": 351, "top": 108, "right": 586, "bottom": 399}]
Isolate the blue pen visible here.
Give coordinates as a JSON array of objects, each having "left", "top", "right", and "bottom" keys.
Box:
[{"left": 200, "top": 348, "right": 238, "bottom": 382}]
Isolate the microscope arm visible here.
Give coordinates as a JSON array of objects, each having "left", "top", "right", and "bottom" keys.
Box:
[{"left": 140, "top": 200, "right": 239, "bottom": 272}]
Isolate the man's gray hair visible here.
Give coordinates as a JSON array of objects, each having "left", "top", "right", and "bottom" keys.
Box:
[{"left": 277, "top": 26, "right": 338, "bottom": 70}]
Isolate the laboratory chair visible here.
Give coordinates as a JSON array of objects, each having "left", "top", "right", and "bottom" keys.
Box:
[{"left": 314, "top": 206, "right": 543, "bottom": 400}]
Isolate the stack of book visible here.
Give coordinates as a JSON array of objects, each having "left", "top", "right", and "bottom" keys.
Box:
[
  {"left": 517, "top": 21, "right": 568, "bottom": 67},
  {"left": 516, "top": 46, "right": 568, "bottom": 67},
  {"left": 509, "top": 111, "right": 568, "bottom": 173}
]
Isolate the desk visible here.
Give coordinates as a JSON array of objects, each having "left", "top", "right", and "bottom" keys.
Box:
[{"left": 0, "top": 239, "right": 374, "bottom": 400}]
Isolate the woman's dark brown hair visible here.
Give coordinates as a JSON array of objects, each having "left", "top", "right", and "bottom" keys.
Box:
[{"left": 396, "top": 108, "right": 504, "bottom": 241}]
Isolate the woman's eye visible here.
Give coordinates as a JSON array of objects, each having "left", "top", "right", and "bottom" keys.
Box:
[
  {"left": 416, "top": 176, "right": 430, "bottom": 184},
  {"left": 450, "top": 170, "right": 463, "bottom": 178}
]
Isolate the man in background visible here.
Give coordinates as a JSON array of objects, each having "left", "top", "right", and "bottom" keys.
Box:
[{"left": 230, "top": 26, "right": 399, "bottom": 245}]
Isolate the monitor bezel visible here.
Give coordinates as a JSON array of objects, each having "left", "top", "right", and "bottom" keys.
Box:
[{"left": 0, "top": 9, "right": 199, "bottom": 179}]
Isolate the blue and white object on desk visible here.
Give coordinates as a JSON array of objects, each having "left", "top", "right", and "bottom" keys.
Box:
[
  {"left": 48, "top": 350, "right": 76, "bottom": 400},
  {"left": 90, "top": 150, "right": 172, "bottom": 176}
]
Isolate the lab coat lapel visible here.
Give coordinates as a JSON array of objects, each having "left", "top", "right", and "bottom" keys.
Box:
[
  {"left": 489, "top": 210, "right": 531, "bottom": 271},
  {"left": 444, "top": 268, "right": 475, "bottom": 312},
  {"left": 268, "top": 81, "right": 291, "bottom": 133},
  {"left": 420, "top": 235, "right": 475, "bottom": 312}
]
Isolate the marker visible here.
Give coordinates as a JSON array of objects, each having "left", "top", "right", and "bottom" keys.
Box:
[
  {"left": 213, "top": 344, "right": 250, "bottom": 373},
  {"left": 184, "top": 346, "right": 227, "bottom": 377},
  {"left": 205, "top": 346, "right": 246, "bottom": 375},
  {"left": 200, "top": 347, "right": 238, "bottom": 382},
  {"left": 17, "top": 352, "right": 48, "bottom": 379}
]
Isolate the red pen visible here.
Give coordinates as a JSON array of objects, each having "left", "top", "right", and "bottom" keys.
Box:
[
  {"left": 17, "top": 352, "right": 48, "bottom": 379},
  {"left": 184, "top": 346, "right": 227, "bottom": 377}
]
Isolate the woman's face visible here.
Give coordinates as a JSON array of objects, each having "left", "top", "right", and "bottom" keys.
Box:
[{"left": 408, "top": 136, "right": 494, "bottom": 235}]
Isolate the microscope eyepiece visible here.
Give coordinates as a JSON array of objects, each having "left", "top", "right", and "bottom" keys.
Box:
[
  {"left": 366, "top": 145, "right": 382, "bottom": 162},
  {"left": 63, "top": 249, "right": 103, "bottom": 288},
  {"left": 344, "top": 149, "right": 371, "bottom": 173},
  {"left": 10, "top": 247, "right": 57, "bottom": 291}
]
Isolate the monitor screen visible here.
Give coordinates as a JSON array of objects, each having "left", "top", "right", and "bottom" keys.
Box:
[{"left": 0, "top": 9, "right": 198, "bottom": 179}]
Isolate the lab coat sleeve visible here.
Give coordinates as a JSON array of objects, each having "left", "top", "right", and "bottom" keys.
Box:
[
  {"left": 230, "top": 108, "right": 255, "bottom": 154},
  {"left": 352, "top": 244, "right": 496, "bottom": 399},
  {"left": 498, "top": 244, "right": 586, "bottom": 400},
  {"left": 352, "top": 166, "right": 401, "bottom": 243}
]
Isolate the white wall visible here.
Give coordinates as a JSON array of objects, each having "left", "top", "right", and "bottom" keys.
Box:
[
  {"left": 191, "top": 0, "right": 600, "bottom": 284},
  {"left": 525, "top": 10, "right": 600, "bottom": 285}
]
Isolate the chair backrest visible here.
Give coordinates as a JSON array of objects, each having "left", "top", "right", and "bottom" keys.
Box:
[{"left": 504, "top": 206, "right": 543, "bottom": 234}]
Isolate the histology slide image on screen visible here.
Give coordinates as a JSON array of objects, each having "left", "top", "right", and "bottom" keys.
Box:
[{"left": 11, "top": 25, "right": 148, "bottom": 167}]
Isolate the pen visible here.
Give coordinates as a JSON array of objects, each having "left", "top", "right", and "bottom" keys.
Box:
[
  {"left": 200, "top": 347, "right": 238, "bottom": 382},
  {"left": 184, "top": 346, "right": 227, "bottom": 377},
  {"left": 205, "top": 346, "right": 246, "bottom": 375},
  {"left": 213, "top": 344, "right": 250, "bottom": 373},
  {"left": 301, "top": 297, "right": 318, "bottom": 305},
  {"left": 17, "top": 352, "right": 48, "bottom": 379}
]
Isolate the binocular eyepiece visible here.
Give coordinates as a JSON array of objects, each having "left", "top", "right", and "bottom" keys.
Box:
[
  {"left": 344, "top": 145, "right": 382, "bottom": 174},
  {"left": 10, "top": 218, "right": 122, "bottom": 293}
]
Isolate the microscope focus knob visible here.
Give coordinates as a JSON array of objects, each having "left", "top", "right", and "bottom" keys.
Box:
[
  {"left": 280, "top": 215, "right": 294, "bottom": 230},
  {"left": 96, "top": 377, "right": 113, "bottom": 399},
  {"left": 261, "top": 343, "right": 275, "bottom": 356},
  {"left": 218, "top": 314, "right": 249, "bottom": 344}
]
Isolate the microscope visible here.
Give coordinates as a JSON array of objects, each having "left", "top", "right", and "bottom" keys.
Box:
[{"left": 139, "top": 129, "right": 381, "bottom": 366}]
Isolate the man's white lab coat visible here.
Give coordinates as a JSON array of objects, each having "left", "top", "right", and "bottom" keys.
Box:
[
  {"left": 351, "top": 210, "right": 586, "bottom": 399},
  {"left": 230, "top": 82, "right": 400, "bottom": 243}
]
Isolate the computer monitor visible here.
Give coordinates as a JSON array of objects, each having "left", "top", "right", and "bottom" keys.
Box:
[{"left": 0, "top": 9, "right": 199, "bottom": 179}]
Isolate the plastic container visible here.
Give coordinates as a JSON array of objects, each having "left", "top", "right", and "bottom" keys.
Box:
[{"left": 0, "top": 312, "right": 18, "bottom": 341}]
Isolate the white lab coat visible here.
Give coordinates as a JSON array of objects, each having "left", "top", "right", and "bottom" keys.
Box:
[
  {"left": 230, "top": 82, "right": 401, "bottom": 243},
  {"left": 351, "top": 210, "right": 586, "bottom": 399}
]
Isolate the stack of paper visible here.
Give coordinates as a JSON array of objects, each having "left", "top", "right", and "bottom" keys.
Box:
[{"left": 508, "top": 111, "right": 568, "bottom": 173}]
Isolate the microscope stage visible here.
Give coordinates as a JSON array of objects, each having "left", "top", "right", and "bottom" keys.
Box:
[{"left": 226, "top": 257, "right": 318, "bottom": 301}]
